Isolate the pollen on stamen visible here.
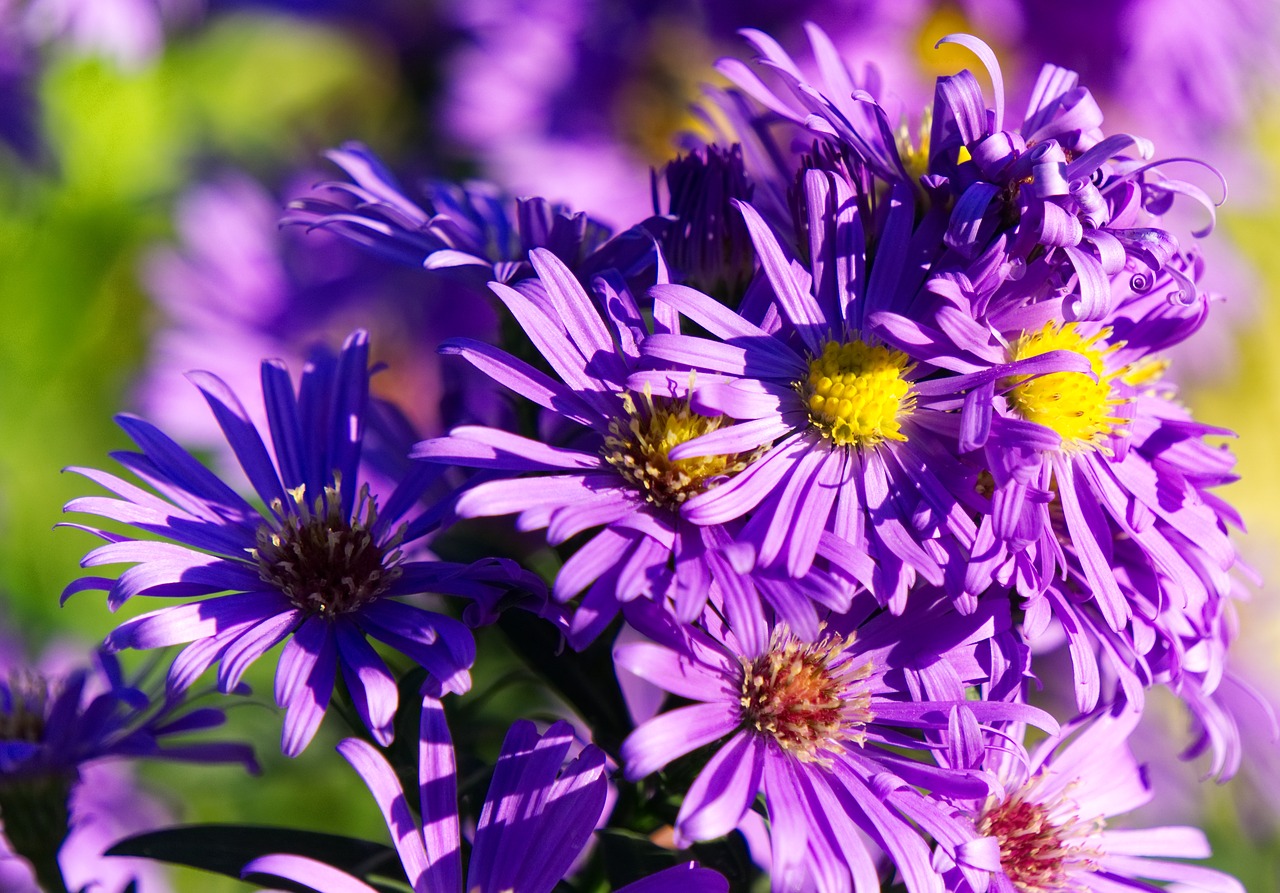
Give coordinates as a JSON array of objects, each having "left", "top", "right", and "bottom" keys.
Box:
[
  {"left": 603, "top": 391, "right": 759, "bottom": 509},
  {"left": 977, "top": 784, "right": 1105, "bottom": 892},
  {"left": 738, "top": 626, "right": 874, "bottom": 765},
  {"left": 801, "top": 339, "right": 915, "bottom": 448},
  {"left": 251, "top": 479, "right": 404, "bottom": 617},
  {"left": 1004, "top": 321, "right": 1130, "bottom": 450}
]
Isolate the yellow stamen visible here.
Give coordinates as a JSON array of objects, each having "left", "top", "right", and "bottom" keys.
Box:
[
  {"left": 1004, "top": 322, "right": 1128, "bottom": 449},
  {"left": 802, "top": 339, "right": 915, "bottom": 447},
  {"left": 603, "top": 390, "right": 758, "bottom": 508}
]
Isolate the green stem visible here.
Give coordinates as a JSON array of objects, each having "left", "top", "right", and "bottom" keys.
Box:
[{"left": 0, "top": 773, "right": 74, "bottom": 893}]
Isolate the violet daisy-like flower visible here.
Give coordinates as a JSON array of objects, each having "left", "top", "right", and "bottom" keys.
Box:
[
  {"left": 1, "top": 645, "right": 255, "bottom": 893},
  {"left": 286, "top": 142, "right": 623, "bottom": 288},
  {"left": 242, "top": 696, "right": 728, "bottom": 893},
  {"left": 618, "top": 592, "right": 1053, "bottom": 893},
  {"left": 63, "top": 330, "right": 540, "bottom": 757},
  {"left": 414, "top": 247, "right": 854, "bottom": 645},
  {"left": 719, "top": 26, "right": 1220, "bottom": 322},
  {"left": 636, "top": 171, "right": 1084, "bottom": 610},
  {"left": 935, "top": 705, "right": 1245, "bottom": 893},
  {"left": 876, "top": 250, "right": 1237, "bottom": 657}
]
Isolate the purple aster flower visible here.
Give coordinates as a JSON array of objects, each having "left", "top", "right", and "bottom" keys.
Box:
[
  {"left": 0, "top": 643, "right": 254, "bottom": 893},
  {"left": 1, "top": 760, "right": 176, "bottom": 893},
  {"left": 242, "top": 695, "right": 728, "bottom": 893},
  {"left": 634, "top": 172, "right": 1084, "bottom": 610},
  {"left": 64, "top": 329, "right": 542, "bottom": 756},
  {"left": 414, "top": 245, "right": 858, "bottom": 646},
  {"left": 618, "top": 591, "right": 1053, "bottom": 893},
  {"left": 874, "top": 246, "right": 1238, "bottom": 704},
  {"left": 717, "top": 26, "right": 1223, "bottom": 323},
  {"left": 285, "top": 142, "right": 629, "bottom": 288},
  {"left": 935, "top": 704, "right": 1245, "bottom": 893}
]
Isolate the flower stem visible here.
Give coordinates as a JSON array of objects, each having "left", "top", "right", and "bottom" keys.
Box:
[{"left": 0, "top": 773, "right": 74, "bottom": 893}]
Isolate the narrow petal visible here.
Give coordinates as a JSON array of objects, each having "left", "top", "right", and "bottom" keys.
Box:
[
  {"left": 334, "top": 623, "right": 399, "bottom": 746},
  {"left": 622, "top": 702, "right": 740, "bottom": 780},
  {"left": 675, "top": 731, "right": 765, "bottom": 842},
  {"left": 276, "top": 618, "right": 338, "bottom": 757},
  {"left": 337, "top": 738, "right": 429, "bottom": 890},
  {"left": 243, "top": 854, "right": 379, "bottom": 893},
  {"left": 416, "top": 697, "right": 463, "bottom": 893}
]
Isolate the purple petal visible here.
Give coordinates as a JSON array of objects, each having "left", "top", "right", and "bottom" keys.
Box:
[
  {"left": 668, "top": 415, "right": 793, "bottom": 461},
  {"left": 440, "top": 338, "right": 597, "bottom": 425},
  {"left": 675, "top": 730, "right": 765, "bottom": 842},
  {"left": 615, "top": 863, "right": 728, "bottom": 893},
  {"left": 613, "top": 640, "right": 733, "bottom": 704},
  {"left": 243, "top": 854, "right": 378, "bottom": 893},
  {"left": 187, "top": 370, "right": 286, "bottom": 508},
  {"left": 217, "top": 607, "right": 300, "bottom": 692},
  {"left": 413, "top": 427, "right": 601, "bottom": 471},
  {"left": 358, "top": 599, "right": 475, "bottom": 696},
  {"left": 334, "top": 623, "right": 399, "bottom": 746},
  {"left": 622, "top": 702, "right": 740, "bottom": 780},
  {"left": 106, "top": 592, "right": 289, "bottom": 651},
  {"left": 275, "top": 618, "right": 338, "bottom": 757},
  {"left": 416, "top": 697, "right": 463, "bottom": 893},
  {"left": 337, "top": 738, "right": 429, "bottom": 889}
]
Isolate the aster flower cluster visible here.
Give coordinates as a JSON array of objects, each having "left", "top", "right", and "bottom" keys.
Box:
[{"left": 26, "top": 17, "right": 1270, "bottom": 893}]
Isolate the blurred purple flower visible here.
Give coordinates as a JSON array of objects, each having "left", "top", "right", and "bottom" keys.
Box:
[
  {"left": 138, "top": 169, "right": 503, "bottom": 464},
  {"left": 0, "top": 641, "right": 254, "bottom": 893}
]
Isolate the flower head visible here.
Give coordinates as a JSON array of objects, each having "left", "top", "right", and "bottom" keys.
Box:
[
  {"left": 618, "top": 593, "right": 1051, "bottom": 892},
  {"left": 937, "top": 706, "right": 1245, "bottom": 893},
  {"left": 0, "top": 643, "right": 254, "bottom": 893},
  {"left": 64, "top": 330, "right": 543, "bottom": 756},
  {"left": 415, "top": 248, "right": 853, "bottom": 645}
]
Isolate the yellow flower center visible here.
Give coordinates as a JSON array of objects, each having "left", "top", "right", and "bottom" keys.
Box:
[
  {"left": 896, "top": 106, "right": 933, "bottom": 183},
  {"left": 603, "top": 392, "right": 758, "bottom": 508},
  {"left": 1004, "top": 322, "right": 1126, "bottom": 449},
  {"left": 802, "top": 339, "right": 914, "bottom": 447},
  {"left": 739, "top": 627, "right": 874, "bottom": 766}
]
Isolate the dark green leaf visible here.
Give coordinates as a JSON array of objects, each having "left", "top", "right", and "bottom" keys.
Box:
[{"left": 105, "top": 824, "right": 405, "bottom": 892}]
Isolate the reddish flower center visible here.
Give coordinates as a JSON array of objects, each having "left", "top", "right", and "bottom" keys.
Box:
[
  {"left": 977, "top": 789, "right": 1104, "bottom": 891},
  {"left": 739, "top": 628, "right": 874, "bottom": 765},
  {"left": 253, "top": 481, "right": 403, "bottom": 617}
]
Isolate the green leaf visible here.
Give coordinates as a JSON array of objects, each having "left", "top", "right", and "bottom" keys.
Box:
[{"left": 105, "top": 824, "right": 406, "bottom": 892}]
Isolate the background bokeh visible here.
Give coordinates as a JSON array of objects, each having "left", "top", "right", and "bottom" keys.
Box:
[{"left": 1, "top": 1, "right": 1277, "bottom": 890}]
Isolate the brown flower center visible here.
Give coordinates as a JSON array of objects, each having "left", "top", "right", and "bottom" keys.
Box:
[
  {"left": 0, "top": 672, "right": 50, "bottom": 745},
  {"left": 252, "top": 481, "right": 403, "bottom": 617}
]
